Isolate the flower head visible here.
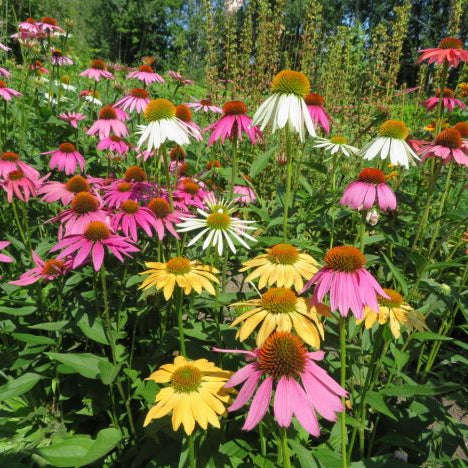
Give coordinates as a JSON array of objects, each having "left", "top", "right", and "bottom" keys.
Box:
[
  {"left": 115, "top": 88, "right": 150, "bottom": 114},
  {"left": 418, "top": 37, "right": 468, "bottom": 68},
  {"left": 41, "top": 143, "right": 85, "bottom": 175},
  {"left": 10, "top": 252, "right": 71, "bottom": 285},
  {"left": 313, "top": 135, "right": 359, "bottom": 157},
  {"left": 58, "top": 111, "right": 85, "bottom": 128},
  {"left": 146, "top": 197, "right": 184, "bottom": 240},
  {"left": 111, "top": 200, "right": 160, "bottom": 241},
  {"left": 421, "top": 128, "right": 468, "bottom": 167},
  {"left": 422, "top": 87, "right": 466, "bottom": 112},
  {"left": 38, "top": 175, "right": 91, "bottom": 206},
  {"left": 186, "top": 98, "right": 222, "bottom": 113},
  {"left": 80, "top": 59, "right": 114, "bottom": 81},
  {"left": 86, "top": 105, "right": 128, "bottom": 139},
  {"left": 0, "top": 151, "right": 39, "bottom": 180},
  {"left": 2, "top": 169, "right": 38, "bottom": 202},
  {"left": 0, "top": 80, "right": 22, "bottom": 101},
  {"left": 126, "top": 65, "right": 164, "bottom": 85},
  {"left": 304, "top": 93, "right": 331, "bottom": 133}
]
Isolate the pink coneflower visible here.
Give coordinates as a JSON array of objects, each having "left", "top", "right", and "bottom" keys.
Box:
[
  {"left": 205, "top": 100, "right": 262, "bottom": 145},
  {"left": 0, "top": 241, "right": 14, "bottom": 264},
  {"left": 301, "top": 245, "right": 389, "bottom": 319},
  {"left": 0, "top": 42, "right": 10, "bottom": 52},
  {"left": 126, "top": 65, "right": 164, "bottom": 85},
  {"left": 39, "top": 175, "right": 92, "bottom": 205},
  {"left": 80, "top": 59, "right": 114, "bottom": 81},
  {"left": 30, "top": 60, "right": 49, "bottom": 74},
  {"left": 454, "top": 122, "right": 468, "bottom": 151},
  {"left": 97, "top": 136, "right": 130, "bottom": 155},
  {"left": 50, "top": 48, "right": 73, "bottom": 66},
  {"left": 18, "top": 18, "right": 40, "bottom": 34},
  {"left": 10, "top": 252, "right": 71, "bottom": 285},
  {"left": 115, "top": 88, "right": 150, "bottom": 113},
  {"left": 422, "top": 87, "right": 466, "bottom": 112},
  {"left": 51, "top": 192, "right": 107, "bottom": 236},
  {"left": 234, "top": 185, "right": 256, "bottom": 205},
  {"left": 136, "top": 149, "right": 155, "bottom": 162},
  {"left": 215, "top": 331, "right": 346, "bottom": 435},
  {"left": 86, "top": 105, "right": 128, "bottom": 139},
  {"left": 0, "top": 151, "right": 39, "bottom": 180},
  {"left": 186, "top": 98, "right": 222, "bottom": 114},
  {"left": 304, "top": 93, "right": 330, "bottom": 133},
  {"left": 42, "top": 143, "right": 85, "bottom": 175},
  {"left": 175, "top": 104, "right": 203, "bottom": 141},
  {"left": 102, "top": 181, "right": 139, "bottom": 208},
  {"left": 0, "top": 80, "right": 22, "bottom": 101},
  {"left": 58, "top": 111, "right": 85, "bottom": 128},
  {"left": 80, "top": 89, "right": 102, "bottom": 106},
  {"left": 340, "top": 168, "right": 396, "bottom": 212},
  {"left": 168, "top": 70, "right": 194, "bottom": 85},
  {"left": 174, "top": 179, "right": 209, "bottom": 208},
  {"left": 37, "top": 16, "right": 64, "bottom": 34},
  {"left": 418, "top": 37, "right": 468, "bottom": 68},
  {"left": 0, "top": 67, "right": 11, "bottom": 79},
  {"left": 111, "top": 200, "right": 160, "bottom": 241},
  {"left": 50, "top": 220, "right": 139, "bottom": 271},
  {"left": 2, "top": 169, "right": 38, "bottom": 203},
  {"left": 146, "top": 197, "right": 184, "bottom": 240},
  {"left": 421, "top": 128, "right": 468, "bottom": 168}
]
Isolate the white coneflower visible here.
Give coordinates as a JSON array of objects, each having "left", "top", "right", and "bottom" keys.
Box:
[
  {"left": 252, "top": 70, "right": 316, "bottom": 141},
  {"left": 176, "top": 195, "right": 257, "bottom": 255},
  {"left": 137, "top": 98, "right": 195, "bottom": 151},
  {"left": 313, "top": 135, "right": 359, "bottom": 157},
  {"left": 361, "top": 120, "right": 419, "bottom": 169}
]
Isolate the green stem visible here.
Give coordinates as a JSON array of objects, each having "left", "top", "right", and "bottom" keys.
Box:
[
  {"left": 358, "top": 211, "right": 367, "bottom": 252},
  {"left": 229, "top": 137, "right": 238, "bottom": 199},
  {"left": 283, "top": 126, "right": 293, "bottom": 242},
  {"left": 11, "top": 199, "right": 28, "bottom": 247},
  {"left": 176, "top": 288, "right": 186, "bottom": 357},
  {"left": 161, "top": 144, "right": 174, "bottom": 210},
  {"left": 188, "top": 434, "right": 196, "bottom": 468},
  {"left": 280, "top": 428, "right": 291, "bottom": 468},
  {"left": 259, "top": 422, "right": 267, "bottom": 456},
  {"left": 330, "top": 153, "right": 338, "bottom": 248},
  {"left": 339, "top": 317, "right": 348, "bottom": 467}
]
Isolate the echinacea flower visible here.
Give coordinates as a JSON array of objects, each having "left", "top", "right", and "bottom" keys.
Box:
[
  {"left": 2, "top": 169, "right": 38, "bottom": 202},
  {"left": 231, "top": 287, "right": 326, "bottom": 347},
  {"left": 418, "top": 37, "right": 468, "bottom": 68},
  {"left": 421, "top": 128, "right": 468, "bottom": 168},
  {"left": 50, "top": 48, "right": 73, "bottom": 66},
  {"left": 0, "top": 67, "right": 11, "bottom": 79},
  {"left": 50, "top": 220, "right": 139, "bottom": 271},
  {"left": 146, "top": 197, "right": 184, "bottom": 240},
  {"left": 186, "top": 98, "right": 222, "bottom": 113},
  {"left": 356, "top": 289, "right": 428, "bottom": 338},
  {"left": 205, "top": 100, "right": 262, "bottom": 145},
  {"left": 174, "top": 178, "right": 209, "bottom": 208},
  {"left": 10, "top": 252, "right": 71, "bottom": 285},
  {"left": 175, "top": 104, "right": 203, "bottom": 141},
  {"left": 87, "top": 105, "right": 128, "bottom": 139},
  {"left": 361, "top": 120, "right": 419, "bottom": 169},
  {"left": 312, "top": 135, "right": 359, "bottom": 157},
  {"left": 37, "top": 16, "right": 64, "bottom": 33},
  {"left": 80, "top": 89, "right": 102, "bottom": 106},
  {"left": 115, "top": 88, "right": 150, "bottom": 114},
  {"left": 304, "top": 93, "right": 331, "bottom": 133},
  {"left": 38, "top": 174, "right": 91, "bottom": 205},
  {"left": 240, "top": 243, "right": 319, "bottom": 292},
  {"left": 111, "top": 200, "right": 160, "bottom": 241},
  {"left": 454, "top": 122, "right": 468, "bottom": 151},
  {"left": 177, "top": 196, "right": 257, "bottom": 255},
  {"left": 252, "top": 70, "right": 316, "bottom": 141},
  {"left": 0, "top": 80, "right": 22, "bottom": 101},
  {"left": 168, "top": 70, "right": 194, "bottom": 85},
  {"left": 80, "top": 59, "right": 114, "bottom": 81},
  {"left": 97, "top": 136, "right": 130, "bottom": 155},
  {"left": 42, "top": 143, "right": 85, "bottom": 175},
  {"left": 233, "top": 185, "right": 256, "bottom": 205},
  {"left": 143, "top": 355, "right": 231, "bottom": 435},
  {"left": 137, "top": 98, "right": 195, "bottom": 151},
  {"left": 215, "top": 331, "right": 346, "bottom": 435},
  {"left": 0, "top": 241, "right": 14, "bottom": 264},
  {"left": 422, "top": 88, "right": 466, "bottom": 112},
  {"left": 301, "top": 245, "right": 389, "bottom": 319},
  {"left": 139, "top": 256, "right": 219, "bottom": 299},
  {"left": 340, "top": 167, "right": 397, "bottom": 212},
  {"left": 102, "top": 181, "right": 140, "bottom": 208},
  {"left": 58, "top": 111, "right": 85, "bottom": 128},
  {"left": 0, "top": 151, "right": 39, "bottom": 180},
  {"left": 18, "top": 18, "right": 40, "bottom": 34},
  {"left": 126, "top": 65, "right": 164, "bottom": 85}
]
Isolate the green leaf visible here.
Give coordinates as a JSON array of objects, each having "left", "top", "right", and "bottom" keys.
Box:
[
  {"left": 0, "top": 373, "right": 43, "bottom": 402},
  {"left": 28, "top": 321, "right": 69, "bottom": 331},
  {"left": 46, "top": 352, "right": 112, "bottom": 380},
  {"left": 380, "top": 383, "right": 460, "bottom": 397},
  {"left": 249, "top": 147, "right": 275, "bottom": 178},
  {"left": 0, "top": 305, "right": 36, "bottom": 316},
  {"left": 36, "top": 428, "right": 121, "bottom": 467},
  {"left": 98, "top": 362, "right": 121, "bottom": 385},
  {"left": 382, "top": 254, "right": 408, "bottom": 295},
  {"left": 12, "top": 333, "right": 56, "bottom": 346},
  {"left": 289, "top": 439, "right": 318, "bottom": 468},
  {"left": 77, "top": 314, "right": 108, "bottom": 345},
  {"left": 411, "top": 331, "right": 452, "bottom": 341},
  {"left": 366, "top": 391, "right": 398, "bottom": 421}
]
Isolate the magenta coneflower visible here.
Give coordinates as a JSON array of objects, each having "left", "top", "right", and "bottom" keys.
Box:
[
  {"left": 39, "top": 175, "right": 92, "bottom": 205},
  {"left": 30, "top": 60, "right": 49, "bottom": 74},
  {"left": 80, "top": 59, "right": 114, "bottom": 81},
  {"left": 2, "top": 169, "right": 38, "bottom": 203},
  {"left": 423, "top": 88, "right": 466, "bottom": 112},
  {"left": 50, "top": 48, "right": 73, "bottom": 66},
  {"left": 86, "top": 105, "right": 128, "bottom": 139},
  {"left": 340, "top": 168, "right": 396, "bottom": 212},
  {"left": 234, "top": 185, "right": 257, "bottom": 205},
  {"left": 146, "top": 197, "right": 184, "bottom": 240},
  {"left": 421, "top": 128, "right": 468, "bottom": 167},
  {"left": 168, "top": 70, "right": 194, "bottom": 85},
  {"left": 174, "top": 179, "right": 209, "bottom": 209},
  {"left": 102, "top": 181, "right": 139, "bottom": 208},
  {"left": 175, "top": 104, "right": 203, "bottom": 141},
  {"left": 50, "top": 220, "right": 139, "bottom": 271},
  {"left": 304, "top": 93, "right": 330, "bottom": 133},
  {"left": 0, "top": 80, "right": 22, "bottom": 101},
  {"left": 205, "top": 100, "right": 262, "bottom": 145},
  {"left": 115, "top": 88, "right": 150, "bottom": 114},
  {"left": 0, "top": 67, "right": 11, "bottom": 79},
  {"left": 215, "top": 331, "right": 346, "bottom": 435},
  {"left": 418, "top": 37, "right": 468, "bottom": 68},
  {"left": 10, "top": 252, "right": 71, "bottom": 285},
  {"left": 126, "top": 65, "right": 164, "bottom": 85},
  {"left": 58, "top": 111, "right": 85, "bottom": 128},
  {"left": 97, "top": 136, "right": 130, "bottom": 155},
  {"left": 37, "top": 16, "right": 64, "bottom": 34},
  {"left": 0, "top": 151, "right": 39, "bottom": 180},
  {"left": 0, "top": 241, "right": 14, "bottom": 264},
  {"left": 301, "top": 246, "right": 389, "bottom": 319},
  {"left": 42, "top": 143, "right": 85, "bottom": 175},
  {"left": 186, "top": 98, "right": 222, "bottom": 114},
  {"left": 111, "top": 200, "right": 160, "bottom": 241},
  {"left": 51, "top": 192, "right": 107, "bottom": 236}
]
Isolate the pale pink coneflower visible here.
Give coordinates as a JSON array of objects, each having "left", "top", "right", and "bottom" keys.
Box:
[
  {"left": 340, "top": 168, "right": 397, "bottom": 212},
  {"left": 0, "top": 151, "right": 39, "bottom": 180},
  {"left": 111, "top": 200, "right": 160, "bottom": 241},
  {"left": 37, "top": 16, "right": 64, "bottom": 34},
  {"left": 168, "top": 70, "right": 194, "bottom": 85},
  {"left": 58, "top": 112, "right": 85, "bottom": 128},
  {"left": 422, "top": 87, "right": 466, "bottom": 112},
  {"left": 214, "top": 331, "right": 346, "bottom": 435},
  {"left": 205, "top": 100, "right": 262, "bottom": 145},
  {"left": 10, "top": 252, "right": 71, "bottom": 285},
  {"left": 418, "top": 37, "right": 468, "bottom": 68},
  {"left": 304, "top": 93, "right": 331, "bottom": 133},
  {"left": 87, "top": 105, "right": 128, "bottom": 139},
  {"left": 42, "top": 143, "right": 85, "bottom": 175},
  {"left": 136, "top": 149, "right": 155, "bottom": 162},
  {"left": 50, "top": 220, "right": 139, "bottom": 271},
  {"left": 50, "top": 48, "right": 73, "bottom": 66},
  {"left": 175, "top": 104, "right": 203, "bottom": 141},
  {"left": 421, "top": 128, "right": 468, "bottom": 168},
  {"left": 115, "top": 88, "right": 150, "bottom": 114},
  {"left": 0, "top": 80, "right": 22, "bottom": 101},
  {"left": 2, "top": 169, "right": 39, "bottom": 203},
  {"left": 18, "top": 18, "right": 40, "bottom": 34},
  {"left": 301, "top": 245, "right": 389, "bottom": 319},
  {"left": 0, "top": 67, "right": 11, "bottom": 79},
  {"left": 146, "top": 197, "right": 185, "bottom": 240},
  {"left": 126, "top": 65, "right": 164, "bottom": 85},
  {"left": 186, "top": 98, "right": 222, "bottom": 114},
  {"left": 234, "top": 185, "right": 256, "bottom": 205},
  {"left": 0, "top": 241, "right": 14, "bottom": 264},
  {"left": 80, "top": 59, "right": 114, "bottom": 81},
  {"left": 0, "top": 42, "right": 11, "bottom": 52},
  {"left": 97, "top": 136, "right": 130, "bottom": 155},
  {"left": 38, "top": 174, "right": 92, "bottom": 206}
]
